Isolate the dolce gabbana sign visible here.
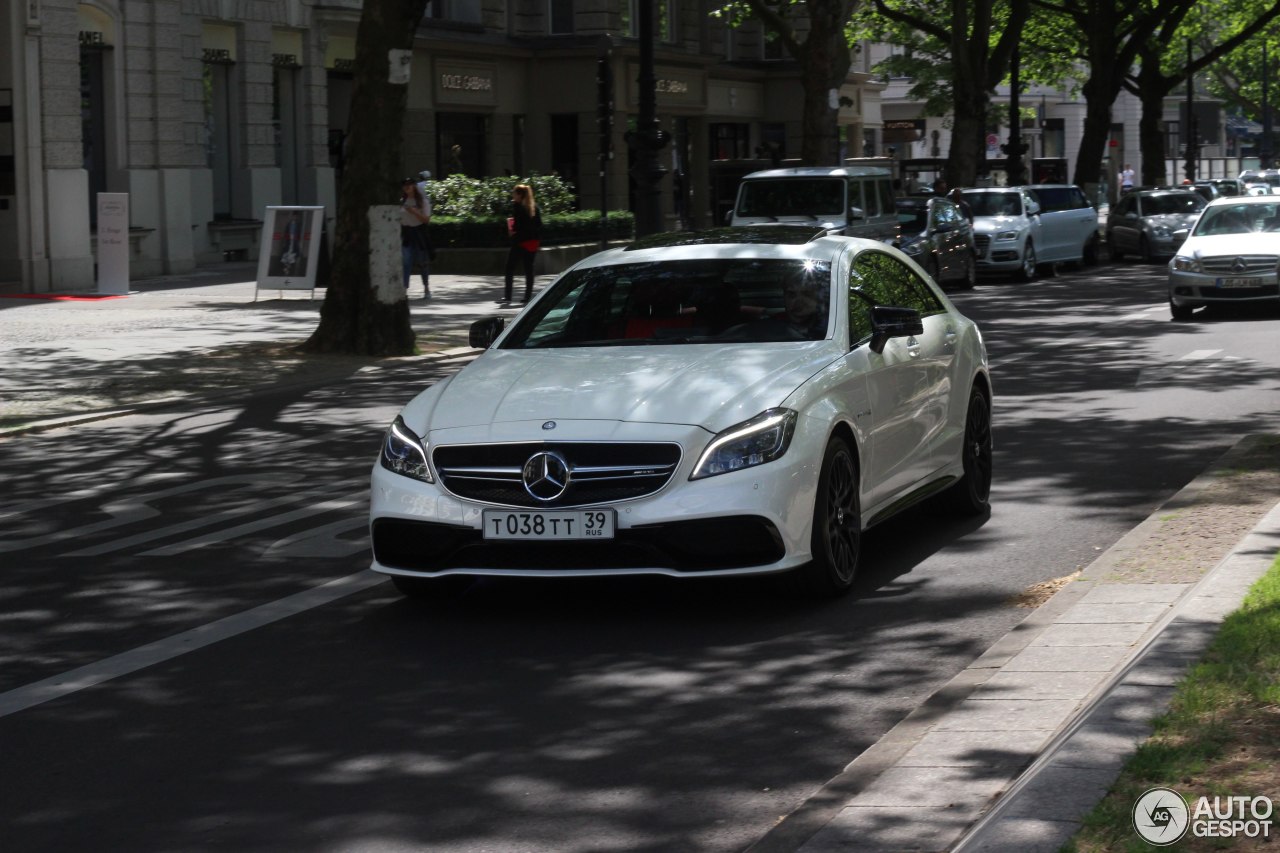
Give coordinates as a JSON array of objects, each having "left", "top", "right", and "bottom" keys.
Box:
[
  {"left": 627, "top": 65, "right": 703, "bottom": 108},
  {"left": 436, "top": 61, "right": 496, "bottom": 105}
]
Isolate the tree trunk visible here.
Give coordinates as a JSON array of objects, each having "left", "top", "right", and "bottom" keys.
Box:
[
  {"left": 1073, "top": 73, "right": 1119, "bottom": 190},
  {"left": 797, "top": 2, "right": 852, "bottom": 166},
  {"left": 1136, "top": 61, "right": 1169, "bottom": 186},
  {"left": 304, "top": 0, "right": 428, "bottom": 356},
  {"left": 949, "top": 77, "right": 989, "bottom": 188}
]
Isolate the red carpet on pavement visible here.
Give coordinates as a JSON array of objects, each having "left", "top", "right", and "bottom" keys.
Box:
[{"left": 0, "top": 293, "right": 128, "bottom": 301}]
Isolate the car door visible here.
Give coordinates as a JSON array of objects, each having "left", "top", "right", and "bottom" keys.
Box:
[
  {"left": 1034, "top": 185, "right": 1096, "bottom": 262},
  {"left": 1109, "top": 194, "right": 1139, "bottom": 253},
  {"left": 848, "top": 250, "right": 952, "bottom": 510}
]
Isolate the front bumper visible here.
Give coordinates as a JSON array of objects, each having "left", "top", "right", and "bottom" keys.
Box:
[{"left": 1168, "top": 270, "right": 1280, "bottom": 307}]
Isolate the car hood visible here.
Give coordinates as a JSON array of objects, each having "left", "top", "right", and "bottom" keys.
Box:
[
  {"left": 411, "top": 344, "right": 839, "bottom": 435},
  {"left": 971, "top": 215, "right": 1025, "bottom": 234},
  {"left": 1143, "top": 213, "right": 1199, "bottom": 229},
  {"left": 1179, "top": 233, "right": 1278, "bottom": 256}
]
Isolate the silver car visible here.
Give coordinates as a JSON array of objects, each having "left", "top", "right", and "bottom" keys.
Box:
[
  {"left": 1107, "top": 189, "right": 1205, "bottom": 262},
  {"left": 1168, "top": 196, "right": 1280, "bottom": 320}
]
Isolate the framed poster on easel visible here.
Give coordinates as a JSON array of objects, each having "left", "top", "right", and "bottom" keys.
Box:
[{"left": 255, "top": 205, "right": 325, "bottom": 300}]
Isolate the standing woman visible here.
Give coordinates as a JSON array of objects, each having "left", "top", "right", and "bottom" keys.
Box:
[
  {"left": 400, "top": 177, "right": 431, "bottom": 298},
  {"left": 503, "top": 183, "right": 542, "bottom": 304}
]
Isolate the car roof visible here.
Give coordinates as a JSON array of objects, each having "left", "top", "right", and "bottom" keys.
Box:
[
  {"left": 741, "top": 166, "right": 891, "bottom": 180},
  {"left": 624, "top": 225, "right": 832, "bottom": 251},
  {"left": 1203, "top": 194, "right": 1280, "bottom": 206}
]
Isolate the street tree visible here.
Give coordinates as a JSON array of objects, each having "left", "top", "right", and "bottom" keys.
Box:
[
  {"left": 1128, "top": 0, "right": 1280, "bottom": 186},
  {"left": 304, "top": 0, "right": 430, "bottom": 357},
  {"left": 1030, "top": 0, "right": 1199, "bottom": 190},
  {"left": 711, "top": 1, "right": 863, "bottom": 166},
  {"left": 861, "top": 0, "right": 1032, "bottom": 188}
]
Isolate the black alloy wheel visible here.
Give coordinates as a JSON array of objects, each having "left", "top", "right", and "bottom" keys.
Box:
[
  {"left": 795, "top": 437, "right": 861, "bottom": 597},
  {"left": 1017, "top": 241, "right": 1036, "bottom": 282},
  {"left": 945, "top": 388, "right": 993, "bottom": 515}
]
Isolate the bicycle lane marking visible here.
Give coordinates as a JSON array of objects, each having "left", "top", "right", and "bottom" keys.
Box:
[{"left": 0, "top": 570, "right": 386, "bottom": 719}]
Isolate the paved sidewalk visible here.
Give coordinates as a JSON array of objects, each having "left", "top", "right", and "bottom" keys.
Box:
[
  {"left": 0, "top": 266, "right": 541, "bottom": 433},
  {"left": 3, "top": 264, "right": 1279, "bottom": 851}
]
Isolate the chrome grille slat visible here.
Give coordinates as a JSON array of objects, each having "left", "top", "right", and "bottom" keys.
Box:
[
  {"left": 1200, "top": 255, "right": 1279, "bottom": 274},
  {"left": 432, "top": 442, "right": 683, "bottom": 508}
]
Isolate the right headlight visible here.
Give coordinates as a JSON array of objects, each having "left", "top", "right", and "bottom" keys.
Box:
[
  {"left": 691, "top": 409, "right": 798, "bottom": 480},
  {"left": 379, "top": 415, "right": 433, "bottom": 483},
  {"left": 1170, "top": 256, "right": 1201, "bottom": 272}
]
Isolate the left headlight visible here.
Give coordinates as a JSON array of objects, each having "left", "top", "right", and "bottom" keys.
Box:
[
  {"left": 691, "top": 408, "right": 798, "bottom": 480},
  {"left": 1171, "top": 255, "right": 1201, "bottom": 272},
  {"left": 1149, "top": 223, "right": 1173, "bottom": 238},
  {"left": 996, "top": 229, "right": 1020, "bottom": 241},
  {"left": 379, "top": 415, "right": 434, "bottom": 483}
]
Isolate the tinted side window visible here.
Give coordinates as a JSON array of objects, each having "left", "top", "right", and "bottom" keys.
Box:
[
  {"left": 878, "top": 179, "right": 896, "bottom": 215},
  {"left": 849, "top": 250, "right": 945, "bottom": 344},
  {"left": 1032, "top": 187, "right": 1070, "bottom": 212},
  {"left": 859, "top": 179, "right": 879, "bottom": 216}
]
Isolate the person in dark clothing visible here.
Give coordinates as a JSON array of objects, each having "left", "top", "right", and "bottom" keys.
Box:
[{"left": 503, "top": 183, "right": 542, "bottom": 304}]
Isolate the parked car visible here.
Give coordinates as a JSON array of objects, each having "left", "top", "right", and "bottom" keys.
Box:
[
  {"left": 370, "top": 225, "right": 993, "bottom": 600},
  {"left": 1168, "top": 196, "right": 1280, "bottom": 320},
  {"left": 894, "top": 196, "right": 977, "bottom": 287},
  {"left": 1106, "top": 189, "right": 1206, "bottom": 261},
  {"left": 1208, "top": 178, "right": 1245, "bottom": 198},
  {"left": 730, "top": 166, "right": 899, "bottom": 242},
  {"left": 1021, "top": 184, "right": 1102, "bottom": 267},
  {"left": 960, "top": 187, "right": 1042, "bottom": 281}
]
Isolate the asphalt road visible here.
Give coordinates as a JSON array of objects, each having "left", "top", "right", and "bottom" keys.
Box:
[{"left": 3, "top": 259, "right": 1280, "bottom": 852}]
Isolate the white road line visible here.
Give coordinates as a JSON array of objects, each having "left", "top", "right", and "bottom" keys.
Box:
[
  {"left": 0, "top": 570, "right": 386, "bottom": 719},
  {"left": 138, "top": 492, "right": 367, "bottom": 556}
]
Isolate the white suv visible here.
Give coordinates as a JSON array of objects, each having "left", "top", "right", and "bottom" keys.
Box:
[
  {"left": 1021, "top": 184, "right": 1102, "bottom": 267},
  {"left": 961, "top": 187, "right": 1042, "bottom": 281}
]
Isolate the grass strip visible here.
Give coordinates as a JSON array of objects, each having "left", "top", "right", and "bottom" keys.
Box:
[{"left": 1063, "top": 554, "right": 1280, "bottom": 852}]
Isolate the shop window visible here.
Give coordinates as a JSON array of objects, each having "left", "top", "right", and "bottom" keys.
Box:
[
  {"left": 430, "top": 1, "right": 482, "bottom": 24},
  {"left": 80, "top": 44, "right": 107, "bottom": 226},
  {"left": 549, "top": 0, "right": 574, "bottom": 34},
  {"left": 272, "top": 60, "right": 301, "bottom": 203},
  {"left": 550, "top": 114, "right": 578, "bottom": 195},
  {"left": 710, "top": 123, "right": 750, "bottom": 160},
  {"left": 621, "top": 0, "right": 676, "bottom": 43},
  {"left": 438, "top": 113, "right": 488, "bottom": 178},
  {"left": 202, "top": 58, "right": 236, "bottom": 220}
]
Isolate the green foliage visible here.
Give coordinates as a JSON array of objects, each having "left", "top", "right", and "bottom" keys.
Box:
[
  {"left": 429, "top": 211, "right": 635, "bottom": 250},
  {"left": 426, "top": 172, "right": 579, "bottom": 217}
]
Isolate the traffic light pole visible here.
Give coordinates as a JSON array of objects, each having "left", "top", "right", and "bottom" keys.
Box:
[
  {"left": 597, "top": 35, "right": 614, "bottom": 250},
  {"left": 625, "top": 0, "right": 669, "bottom": 238},
  {"left": 1002, "top": 47, "right": 1028, "bottom": 186}
]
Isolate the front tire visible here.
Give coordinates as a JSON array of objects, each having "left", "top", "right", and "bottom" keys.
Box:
[
  {"left": 1017, "top": 241, "right": 1036, "bottom": 282},
  {"left": 1140, "top": 235, "right": 1155, "bottom": 263},
  {"left": 1082, "top": 235, "right": 1100, "bottom": 266},
  {"left": 960, "top": 254, "right": 977, "bottom": 289},
  {"left": 794, "top": 438, "right": 861, "bottom": 597},
  {"left": 1170, "top": 298, "right": 1194, "bottom": 321},
  {"left": 944, "top": 388, "right": 993, "bottom": 515}
]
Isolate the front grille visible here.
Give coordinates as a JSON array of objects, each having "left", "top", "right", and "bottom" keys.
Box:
[
  {"left": 1200, "top": 255, "right": 1279, "bottom": 274},
  {"left": 371, "top": 516, "right": 786, "bottom": 573},
  {"left": 974, "top": 235, "right": 991, "bottom": 258},
  {"left": 432, "top": 442, "right": 683, "bottom": 508}
]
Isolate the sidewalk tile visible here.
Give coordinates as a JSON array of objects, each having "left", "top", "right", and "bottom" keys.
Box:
[
  {"left": 1029, "top": 621, "right": 1151, "bottom": 647},
  {"left": 1000, "top": 645, "right": 1131, "bottom": 672},
  {"left": 973, "top": 669, "right": 1106, "bottom": 700},
  {"left": 1079, "top": 583, "right": 1188, "bottom": 604},
  {"left": 801, "top": 806, "right": 977, "bottom": 853},
  {"left": 896, "top": 729, "right": 1054, "bottom": 768},
  {"left": 1001, "top": 765, "right": 1118, "bottom": 821},
  {"left": 961, "top": 816, "right": 1081, "bottom": 853},
  {"left": 932, "top": 699, "right": 1080, "bottom": 732},
  {"left": 1055, "top": 602, "right": 1172, "bottom": 623}
]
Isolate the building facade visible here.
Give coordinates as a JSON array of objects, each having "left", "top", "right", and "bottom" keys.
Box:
[{"left": 1, "top": 0, "right": 886, "bottom": 293}]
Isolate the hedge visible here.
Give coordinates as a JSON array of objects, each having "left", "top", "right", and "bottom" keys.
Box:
[
  {"left": 418, "top": 172, "right": 634, "bottom": 249},
  {"left": 430, "top": 210, "right": 635, "bottom": 249}
]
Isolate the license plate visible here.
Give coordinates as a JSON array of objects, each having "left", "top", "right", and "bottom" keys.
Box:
[
  {"left": 482, "top": 509, "right": 616, "bottom": 540},
  {"left": 1216, "top": 277, "right": 1261, "bottom": 288}
]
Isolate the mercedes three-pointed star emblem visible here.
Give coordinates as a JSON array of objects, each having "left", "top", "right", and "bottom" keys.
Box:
[{"left": 522, "top": 451, "right": 571, "bottom": 501}]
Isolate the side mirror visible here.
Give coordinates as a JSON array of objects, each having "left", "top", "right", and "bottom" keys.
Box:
[
  {"left": 848, "top": 206, "right": 866, "bottom": 221},
  {"left": 469, "top": 317, "right": 505, "bottom": 349},
  {"left": 868, "top": 306, "right": 924, "bottom": 354},
  {"left": 724, "top": 209, "right": 734, "bottom": 225}
]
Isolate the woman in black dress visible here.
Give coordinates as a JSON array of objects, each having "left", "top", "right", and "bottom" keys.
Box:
[{"left": 503, "top": 184, "right": 542, "bottom": 304}]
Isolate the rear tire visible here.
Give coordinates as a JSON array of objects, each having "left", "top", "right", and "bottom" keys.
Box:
[
  {"left": 793, "top": 438, "right": 860, "bottom": 598},
  {"left": 391, "top": 574, "right": 474, "bottom": 601},
  {"left": 944, "top": 388, "right": 993, "bottom": 516},
  {"left": 1140, "top": 235, "right": 1155, "bottom": 263}
]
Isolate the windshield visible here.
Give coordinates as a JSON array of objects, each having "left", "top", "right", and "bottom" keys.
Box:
[
  {"left": 499, "top": 259, "right": 833, "bottom": 348},
  {"left": 1194, "top": 203, "right": 1280, "bottom": 236},
  {"left": 737, "top": 179, "right": 845, "bottom": 218},
  {"left": 963, "top": 191, "right": 1022, "bottom": 217},
  {"left": 1141, "top": 193, "right": 1206, "bottom": 216}
]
